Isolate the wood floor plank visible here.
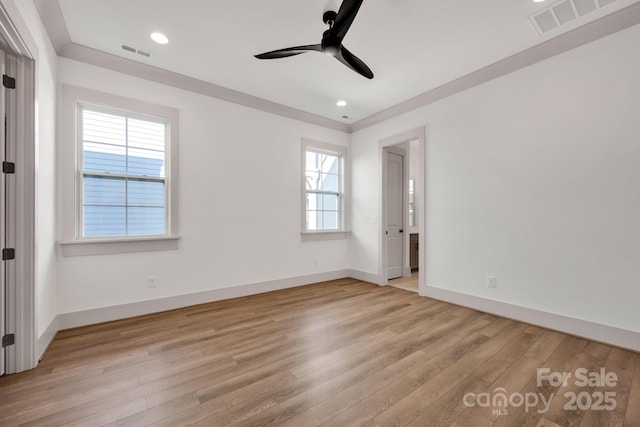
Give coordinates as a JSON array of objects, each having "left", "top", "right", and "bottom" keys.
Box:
[
  {"left": 0, "top": 279, "right": 637, "bottom": 427},
  {"left": 108, "top": 393, "right": 200, "bottom": 427},
  {"left": 318, "top": 375, "right": 422, "bottom": 427},
  {"left": 384, "top": 309, "right": 485, "bottom": 354},
  {"left": 535, "top": 418, "right": 564, "bottom": 427},
  {"left": 61, "top": 398, "right": 147, "bottom": 427},
  {"left": 374, "top": 356, "right": 487, "bottom": 426},
  {"left": 526, "top": 331, "right": 567, "bottom": 364},
  {"left": 623, "top": 354, "right": 640, "bottom": 427},
  {"left": 451, "top": 355, "right": 544, "bottom": 427},
  {"left": 579, "top": 348, "right": 636, "bottom": 427},
  {"left": 405, "top": 374, "right": 489, "bottom": 427},
  {"left": 373, "top": 324, "right": 531, "bottom": 427},
  {"left": 272, "top": 409, "right": 322, "bottom": 427},
  {"left": 9, "top": 376, "right": 140, "bottom": 426},
  {"left": 490, "top": 335, "right": 589, "bottom": 427},
  {"left": 543, "top": 351, "right": 611, "bottom": 426},
  {"left": 309, "top": 349, "right": 426, "bottom": 422},
  {"left": 191, "top": 333, "right": 425, "bottom": 425},
  {"left": 288, "top": 330, "right": 397, "bottom": 379},
  {"left": 145, "top": 370, "right": 294, "bottom": 426},
  {"left": 473, "top": 330, "right": 542, "bottom": 385}
]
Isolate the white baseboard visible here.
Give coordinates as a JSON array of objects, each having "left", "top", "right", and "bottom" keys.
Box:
[
  {"left": 49, "top": 272, "right": 639, "bottom": 354},
  {"left": 348, "top": 269, "right": 379, "bottom": 285},
  {"left": 37, "top": 316, "right": 59, "bottom": 361},
  {"left": 421, "top": 285, "right": 640, "bottom": 353},
  {"left": 58, "top": 269, "right": 351, "bottom": 330}
]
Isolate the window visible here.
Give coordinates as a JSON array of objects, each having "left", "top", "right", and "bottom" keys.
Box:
[
  {"left": 302, "top": 139, "right": 349, "bottom": 237},
  {"left": 80, "top": 106, "right": 167, "bottom": 237},
  {"left": 61, "top": 85, "right": 179, "bottom": 256}
]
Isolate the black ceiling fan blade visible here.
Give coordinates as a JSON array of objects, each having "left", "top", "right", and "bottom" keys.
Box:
[
  {"left": 335, "top": 45, "right": 373, "bottom": 79},
  {"left": 331, "top": 0, "right": 364, "bottom": 41},
  {"left": 255, "top": 44, "right": 322, "bottom": 59}
]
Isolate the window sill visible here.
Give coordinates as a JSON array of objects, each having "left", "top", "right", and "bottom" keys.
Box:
[
  {"left": 301, "top": 231, "right": 350, "bottom": 241},
  {"left": 59, "top": 236, "right": 181, "bottom": 257}
]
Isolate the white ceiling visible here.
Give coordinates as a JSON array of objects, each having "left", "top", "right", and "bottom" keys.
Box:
[{"left": 56, "top": 0, "right": 638, "bottom": 124}]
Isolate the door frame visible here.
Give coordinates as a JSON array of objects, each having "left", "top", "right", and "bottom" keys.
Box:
[
  {"left": 0, "top": 46, "right": 6, "bottom": 377},
  {"left": 0, "top": 0, "right": 37, "bottom": 374},
  {"left": 378, "top": 127, "right": 426, "bottom": 292}
]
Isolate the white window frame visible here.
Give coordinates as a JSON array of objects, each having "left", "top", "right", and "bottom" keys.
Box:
[
  {"left": 60, "top": 85, "right": 180, "bottom": 256},
  {"left": 301, "top": 139, "right": 349, "bottom": 240}
]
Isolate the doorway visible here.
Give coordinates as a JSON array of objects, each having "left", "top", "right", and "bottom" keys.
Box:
[
  {"left": 384, "top": 146, "right": 406, "bottom": 281},
  {"left": 379, "top": 127, "right": 425, "bottom": 294},
  {"left": 0, "top": 1, "right": 38, "bottom": 375}
]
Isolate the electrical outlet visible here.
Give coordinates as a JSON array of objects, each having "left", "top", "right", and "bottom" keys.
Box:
[
  {"left": 147, "top": 276, "right": 157, "bottom": 288},
  {"left": 487, "top": 276, "right": 497, "bottom": 288},
  {"left": 313, "top": 259, "right": 318, "bottom": 267}
]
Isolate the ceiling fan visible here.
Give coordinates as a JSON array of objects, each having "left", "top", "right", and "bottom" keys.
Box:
[{"left": 254, "top": 0, "right": 374, "bottom": 79}]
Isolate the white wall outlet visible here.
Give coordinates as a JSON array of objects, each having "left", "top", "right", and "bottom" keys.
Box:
[
  {"left": 487, "top": 276, "right": 497, "bottom": 288},
  {"left": 147, "top": 276, "right": 157, "bottom": 288},
  {"left": 313, "top": 259, "right": 318, "bottom": 267}
]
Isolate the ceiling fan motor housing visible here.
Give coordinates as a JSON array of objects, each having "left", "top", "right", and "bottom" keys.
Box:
[{"left": 321, "top": 30, "right": 340, "bottom": 56}]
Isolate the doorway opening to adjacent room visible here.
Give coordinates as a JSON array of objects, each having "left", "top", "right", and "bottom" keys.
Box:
[
  {"left": 378, "top": 127, "right": 425, "bottom": 294},
  {"left": 0, "top": 3, "right": 37, "bottom": 375}
]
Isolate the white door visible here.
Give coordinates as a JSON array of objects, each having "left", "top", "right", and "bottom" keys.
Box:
[
  {"left": 0, "top": 48, "right": 6, "bottom": 376},
  {"left": 385, "top": 149, "right": 405, "bottom": 280},
  {"left": 0, "top": 48, "right": 16, "bottom": 376}
]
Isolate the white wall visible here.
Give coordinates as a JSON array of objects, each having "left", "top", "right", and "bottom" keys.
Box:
[
  {"left": 350, "top": 23, "right": 640, "bottom": 333},
  {"left": 56, "top": 58, "right": 350, "bottom": 315},
  {"left": 12, "top": 0, "right": 58, "bottom": 342}
]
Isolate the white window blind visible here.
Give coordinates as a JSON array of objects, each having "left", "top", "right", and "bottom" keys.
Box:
[
  {"left": 304, "top": 147, "right": 344, "bottom": 231},
  {"left": 80, "top": 106, "right": 168, "bottom": 238}
]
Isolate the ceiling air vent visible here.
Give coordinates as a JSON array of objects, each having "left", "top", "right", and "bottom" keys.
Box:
[
  {"left": 530, "top": 0, "right": 619, "bottom": 34},
  {"left": 121, "top": 43, "right": 152, "bottom": 59}
]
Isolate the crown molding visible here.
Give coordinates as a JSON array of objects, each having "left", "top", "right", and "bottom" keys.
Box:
[
  {"left": 32, "top": 0, "right": 69, "bottom": 51},
  {"left": 32, "top": 0, "right": 350, "bottom": 133},
  {"left": 58, "top": 42, "right": 351, "bottom": 132},
  {"left": 350, "top": 1, "right": 640, "bottom": 132},
  {"left": 34, "top": 0, "right": 640, "bottom": 134}
]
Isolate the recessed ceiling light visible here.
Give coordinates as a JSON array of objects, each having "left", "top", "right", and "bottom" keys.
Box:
[
  {"left": 336, "top": 100, "right": 347, "bottom": 107},
  {"left": 533, "top": 0, "right": 545, "bottom": 3},
  {"left": 150, "top": 32, "right": 169, "bottom": 44}
]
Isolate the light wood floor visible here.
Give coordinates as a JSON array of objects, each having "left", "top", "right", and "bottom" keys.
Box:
[
  {"left": 1, "top": 278, "right": 638, "bottom": 427},
  {"left": 389, "top": 272, "right": 419, "bottom": 293}
]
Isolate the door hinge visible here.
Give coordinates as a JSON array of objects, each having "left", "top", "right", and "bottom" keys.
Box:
[
  {"left": 2, "top": 161, "right": 15, "bottom": 174},
  {"left": 2, "top": 334, "right": 15, "bottom": 348},
  {"left": 2, "top": 74, "right": 16, "bottom": 89},
  {"left": 2, "top": 248, "right": 15, "bottom": 260}
]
